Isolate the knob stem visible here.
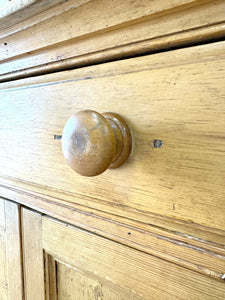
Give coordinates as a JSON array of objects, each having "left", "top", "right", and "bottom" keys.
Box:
[{"left": 103, "top": 112, "right": 132, "bottom": 169}]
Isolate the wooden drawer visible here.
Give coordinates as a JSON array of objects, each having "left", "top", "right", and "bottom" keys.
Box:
[{"left": 0, "top": 41, "right": 225, "bottom": 235}]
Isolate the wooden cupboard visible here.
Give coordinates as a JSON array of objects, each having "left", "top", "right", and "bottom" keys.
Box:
[{"left": 0, "top": 0, "right": 225, "bottom": 299}]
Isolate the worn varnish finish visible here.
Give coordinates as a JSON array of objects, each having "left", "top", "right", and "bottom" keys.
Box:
[
  {"left": 0, "top": 42, "right": 225, "bottom": 233},
  {"left": 1, "top": 0, "right": 225, "bottom": 79},
  {"left": 21, "top": 208, "right": 225, "bottom": 300}
]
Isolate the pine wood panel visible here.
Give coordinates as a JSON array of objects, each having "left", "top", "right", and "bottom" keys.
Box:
[
  {"left": 4, "top": 201, "right": 23, "bottom": 300},
  {"left": 1, "top": 183, "right": 225, "bottom": 281},
  {"left": 0, "top": 42, "right": 225, "bottom": 233},
  {"left": 43, "top": 215, "right": 225, "bottom": 299},
  {"left": 0, "top": 199, "right": 23, "bottom": 300},
  {"left": 21, "top": 208, "right": 225, "bottom": 300},
  {"left": 1, "top": 0, "right": 225, "bottom": 79},
  {"left": 56, "top": 262, "right": 144, "bottom": 300},
  {"left": 22, "top": 208, "right": 45, "bottom": 300},
  {"left": 44, "top": 254, "right": 58, "bottom": 300},
  {"left": 0, "top": 201, "right": 7, "bottom": 300},
  {"left": 0, "top": 200, "right": 5, "bottom": 228}
]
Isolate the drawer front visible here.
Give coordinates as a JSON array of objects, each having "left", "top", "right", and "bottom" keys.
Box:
[{"left": 0, "top": 42, "right": 225, "bottom": 232}]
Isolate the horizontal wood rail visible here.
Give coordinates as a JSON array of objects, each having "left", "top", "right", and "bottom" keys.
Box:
[{"left": 0, "top": 22, "right": 225, "bottom": 83}]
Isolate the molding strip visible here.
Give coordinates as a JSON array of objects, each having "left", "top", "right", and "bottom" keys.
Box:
[{"left": 1, "top": 22, "right": 225, "bottom": 83}]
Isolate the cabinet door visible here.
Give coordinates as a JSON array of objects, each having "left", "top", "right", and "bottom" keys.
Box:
[
  {"left": 22, "top": 208, "right": 225, "bottom": 300},
  {"left": 0, "top": 199, "right": 23, "bottom": 300}
]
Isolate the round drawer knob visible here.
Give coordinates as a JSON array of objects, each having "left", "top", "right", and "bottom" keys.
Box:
[{"left": 62, "top": 110, "right": 132, "bottom": 176}]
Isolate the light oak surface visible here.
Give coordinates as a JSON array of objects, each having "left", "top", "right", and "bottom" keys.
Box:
[
  {"left": 1, "top": 0, "right": 225, "bottom": 79},
  {"left": 0, "top": 42, "right": 225, "bottom": 232},
  {"left": 21, "top": 208, "right": 225, "bottom": 300}
]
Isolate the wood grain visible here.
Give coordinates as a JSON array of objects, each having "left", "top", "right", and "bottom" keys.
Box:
[
  {"left": 0, "top": 199, "right": 5, "bottom": 228},
  {"left": 42, "top": 215, "right": 225, "bottom": 300},
  {"left": 22, "top": 208, "right": 45, "bottom": 300},
  {"left": 0, "top": 0, "right": 225, "bottom": 79},
  {"left": 0, "top": 0, "right": 83, "bottom": 32},
  {"left": 44, "top": 253, "right": 58, "bottom": 300},
  {"left": 1, "top": 22, "right": 225, "bottom": 83},
  {"left": 19, "top": 208, "right": 225, "bottom": 300},
  {"left": 1, "top": 0, "right": 199, "bottom": 59},
  {"left": 0, "top": 42, "right": 225, "bottom": 232},
  {"left": 0, "top": 199, "right": 23, "bottom": 300},
  {"left": 0, "top": 0, "right": 91, "bottom": 38},
  {"left": 0, "top": 200, "right": 7, "bottom": 300},
  {"left": 56, "top": 261, "right": 144, "bottom": 300},
  {"left": 4, "top": 201, "right": 23, "bottom": 300},
  {"left": 0, "top": 184, "right": 225, "bottom": 282}
]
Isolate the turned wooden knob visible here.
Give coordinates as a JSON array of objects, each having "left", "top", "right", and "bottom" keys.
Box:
[{"left": 62, "top": 110, "right": 132, "bottom": 176}]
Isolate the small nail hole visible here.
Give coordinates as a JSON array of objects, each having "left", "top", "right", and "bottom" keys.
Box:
[
  {"left": 54, "top": 135, "right": 62, "bottom": 140},
  {"left": 153, "top": 139, "right": 163, "bottom": 148}
]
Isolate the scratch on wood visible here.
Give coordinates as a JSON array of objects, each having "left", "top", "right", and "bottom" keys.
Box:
[{"left": 156, "top": 235, "right": 225, "bottom": 259}]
